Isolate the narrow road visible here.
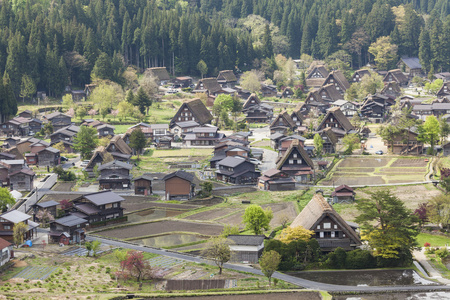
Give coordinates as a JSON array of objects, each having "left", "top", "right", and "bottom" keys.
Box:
[
  {"left": 17, "top": 173, "right": 57, "bottom": 213},
  {"left": 258, "top": 148, "right": 278, "bottom": 173},
  {"left": 86, "top": 234, "right": 450, "bottom": 293}
]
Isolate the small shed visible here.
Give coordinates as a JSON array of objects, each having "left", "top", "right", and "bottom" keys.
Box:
[
  {"left": 331, "top": 185, "right": 355, "bottom": 203},
  {"left": 133, "top": 174, "right": 152, "bottom": 195},
  {"left": 163, "top": 170, "right": 196, "bottom": 200},
  {"left": 0, "top": 237, "right": 13, "bottom": 266},
  {"left": 227, "top": 235, "right": 265, "bottom": 264},
  {"left": 258, "top": 169, "right": 295, "bottom": 191}
]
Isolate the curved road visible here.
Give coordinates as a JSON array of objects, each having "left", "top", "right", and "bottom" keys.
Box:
[{"left": 86, "top": 234, "right": 450, "bottom": 293}]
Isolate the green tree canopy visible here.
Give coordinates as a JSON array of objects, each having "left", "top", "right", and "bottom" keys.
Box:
[
  {"left": 201, "top": 237, "right": 232, "bottom": 275},
  {"left": 368, "top": 36, "right": 398, "bottom": 70},
  {"left": 73, "top": 126, "right": 99, "bottom": 159},
  {"left": 259, "top": 250, "right": 281, "bottom": 285},
  {"left": 129, "top": 128, "right": 147, "bottom": 159},
  {"left": 242, "top": 204, "right": 273, "bottom": 235},
  {"left": 417, "top": 115, "right": 440, "bottom": 155},
  {"left": 0, "top": 187, "right": 15, "bottom": 212}
]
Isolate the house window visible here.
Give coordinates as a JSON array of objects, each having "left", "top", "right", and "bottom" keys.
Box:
[
  {"left": 323, "top": 223, "right": 331, "bottom": 229},
  {"left": 3, "top": 225, "right": 10, "bottom": 230},
  {"left": 112, "top": 203, "right": 119, "bottom": 208},
  {"left": 289, "top": 159, "right": 293, "bottom": 164},
  {"left": 331, "top": 232, "right": 335, "bottom": 238},
  {"left": 319, "top": 232, "right": 324, "bottom": 238},
  {"left": 293, "top": 154, "right": 297, "bottom": 158},
  {"left": 317, "top": 225, "right": 320, "bottom": 229},
  {"left": 330, "top": 118, "right": 333, "bottom": 122},
  {"left": 334, "top": 224, "right": 337, "bottom": 229}
]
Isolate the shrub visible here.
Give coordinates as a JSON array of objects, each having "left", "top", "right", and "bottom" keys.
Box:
[
  {"left": 424, "top": 242, "right": 431, "bottom": 247},
  {"left": 436, "top": 248, "right": 450, "bottom": 259},
  {"left": 345, "top": 249, "right": 377, "bottom": 269}
]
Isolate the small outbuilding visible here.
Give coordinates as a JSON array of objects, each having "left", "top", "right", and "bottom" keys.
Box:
[
  {"left": 227, "top": 235, "right": 266, "bottom": 264},
  {"left": 133, "top": 174, "right": 153, "bottom": 195},
  {"left": 331, "top": 185, "right": 355, "bottom": 203},
  {"left": 258, "top": 169, "right": 296, "bottom": 191},
  {"left": 163, "top": 170, "right": 196, "bottom": 200}
]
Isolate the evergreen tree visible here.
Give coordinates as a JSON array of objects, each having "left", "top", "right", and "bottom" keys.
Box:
[
  {"left": 419, "top": 29, "right": 431, "bottom": 73},
  {"left": 135, "top": 87, "right": 152, "bottom": 115}
]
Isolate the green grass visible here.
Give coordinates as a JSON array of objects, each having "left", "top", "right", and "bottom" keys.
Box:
[
  {"left": 152, "top": 148, "right": 213, "bottom": 158},
  {"left": 417, "top": 233, "right": 450, "bottom": 247},
  {"left": 114, "top": 124, "right": 132, "bottom": 134}
]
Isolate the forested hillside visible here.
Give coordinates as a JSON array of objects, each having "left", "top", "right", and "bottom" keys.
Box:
[{"left": 0, "top": 0, "right": 449, "bottom": 113}]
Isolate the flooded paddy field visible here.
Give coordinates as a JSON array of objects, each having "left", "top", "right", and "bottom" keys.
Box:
[
  {"left": 130, "top": 233, "right": 206, "bottom": 248},
  {"left": 333, "top": 291, "right": 450, "bottom": 300}
]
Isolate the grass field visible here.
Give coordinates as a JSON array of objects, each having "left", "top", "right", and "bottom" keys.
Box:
[
  {"left": 152, "top": 148, "right": 213, "bottom": 158},
  {"left": 417, "top": 233, "right": 450, "bottom": 247}
]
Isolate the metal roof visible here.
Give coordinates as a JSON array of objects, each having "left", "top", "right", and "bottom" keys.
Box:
[
  {"left": 227, "top": 235, "right": 265, "bottom": 246},
  {"left": 53, "top": 214, "right": 87, "bottom": 227},
  {"left": 400, "top": 57, "right": 422, "bottom": 69},
  {"left": 97, "top": 160, "right": 133, "bottom": 171},
  {"left": 82, "top": 190, "right": 125, "bottom": 206},
  {"left": 37, "top": 200, "right": 59, "bottom": 208},
  {"left": 0, "top": 210, "right": 31, "bottom": 223},
  {"left": 217, "top": 156, "right": 247, "bottom": 168}
]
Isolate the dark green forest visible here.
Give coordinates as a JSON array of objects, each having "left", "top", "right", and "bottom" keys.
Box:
[{"left": 0, "top": 0, "right": 450, "bottom": 117}]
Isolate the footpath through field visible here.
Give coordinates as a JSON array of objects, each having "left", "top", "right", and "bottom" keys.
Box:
[{"left": 86, "top": 234, "right": 450, "bottom": 293}]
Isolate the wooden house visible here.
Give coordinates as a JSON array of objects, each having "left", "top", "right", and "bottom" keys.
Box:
[
  {"left": 397, "top": 57, "right": 423, "bottom": 77},
  {"left": 260, "top": 84, "right": 278, "bottom": 97},
  {"left": 50, "top": 125, "right": 79, "bottom": 153},
  {"left": 290, "top": 104, "right": 305, "bottom": 128},
  {"left": 437, "top": 82, "right": 450, "bottom": 98},
  {"left": 96, "top": 124, "right": 115, "bottom": 137},
  {"left": 3, "top": 147, "right": 23, "bottom": 160},
  {"left": 258, "top": 169, "right": 295, "bottom": 191},
  {"left": 216, "top": 156, "right": 260, "bottom": 185},
  {"left": 383, "top": 69, "right": 409, "bottom": 87},
  {"left": 331, "top": 100, "right": 357, "bottom": 118},
  {"left": 351, "top": 69, "right": 371, "bottom": 83},
  {"left": 163, "top": 170, "right": 196, "bottom": 200},
  {"left": 193, "top": 78, "right": 223, "bottom": 96},
  {"left": 9, "top": 168, "right": 35, "bottom": 191},
  {"left": 49, "top": 215, "right": 87, "bottom": 245},
  {"left": 317, "top": 84, "right": 343, "bottom": 103},
  {"left": 43, "top": 112, "right": 72, "bottom": 131},
  {"left": 0, "top": 210, "right": 39, "bottom": 243},
  {"left": 18, "top": 110, "right": 33, "bottom": 119},
  {"left": 85, "top": 146, "right": 130, "bottom": 173},
  {"left": 33, "top": 200, "right": 59, "bottom": 221},
  {"left": 278, "top": 135, "right": 307, "bottom": 156},
  {"left": 242, "top": 93, "right": 273, "bottom": 123},
  {"left": 106, "top": 136, "right": 132, "bottom": 156},
  {"left": 170, "top": 98, "right": 213, "bottom": 127},
  {"left": 291, "top": 191, "right": 362, "bottom": 252},
  {"left": 323, "top": 70, "right": 350, "bottom": 94},
  {"left": 171, "top": 120, "right": 199, "bottom": 140},
  {"left": 147, "top": 67, "right": 170, "bottom": 84},
  {"left": 30, "top": 140, "right": 50, "bottom": 154},
  {"left": 269, "top": 132, "right": 285, "bottom": 150},
  {"left": 172, "top": 76, "right": 193, "bottom": 88},
  {"left": 209, "top": 145, "right": 250, "bottom": 168},
  {"left": 217, "top": 70, "right": 237, "bottom": 88},
  {"left": 36, "top": 147, "right": 60, "bottom": 166},
  {"left": 385, "top": 128, "right": 423, "bottom": 154},
  {"left": 184, "top": 126, "right": 224, "bottom": 147},
  {"left": 98, "top": 160, "right": 133, "bottom": 190},
  {"left": 381, "top": 81, "right": 402, "bottom": 98},
  {"left": 2, "top": 138, "right": 20, "bottom": 149},
  {"left": 443, "top": 142, "right": 450, "bottom": 156},
  {"left": 332, "top": 185, "right": 355, "bottom": 203},
  {"left": 280, "top": 87, "right": 294, "bottom": 98},
  {"left": 276, "top": 140, "right": 314, "bottom": 182},
  {"left": 70, "top": 90, "right": 86, "bottom": 101},
  {"left": 228, "top": 235, "right": 265, "bottom": 263},
  {"left": 0, "top": 118, "right": 25, "bottom": 136},
  {"left": 133, "top": 174, "right": 152, "bottom": 195},
  {"left": 0, "top": 159, "right": 25, "bottom": 174},
  {"left": 0, "top": 237, "right": 13, "bottom": 266},
  {"left": 304, "top": 91, "right": 329, "bottom": 113},
  {"left": 435, "top": 72, "right": 450, "bottom": 82},
  {"left": 319, "top": 127, "right": 339, "bottom": 154},
  {"left": 316, "top": 107, "right": 355, "bottom": 138},
  {"left": 0, "top": 161, "right": 10, "bottom": 187},
  {"left": 68, "top": 190, "right": 125, "bottom": 223},
  {"left": 360, "top": 94, "right": 394, "bottom": 123},
  {"left": 306, "top": 64, "right": 328, "bottom": 88},
  {"left": 270, "top": 111, "right": 297, "bottom": 135}
]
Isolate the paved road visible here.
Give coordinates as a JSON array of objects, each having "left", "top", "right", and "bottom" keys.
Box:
[
  {"left": 86, "top": 234, "right": 450, "bottom": 293},
  {"left": 258, "top": 148, "right": 278, "bottom": 173},
  {"left": 17, "top": 173, "right": 57, "bottom": 213}
]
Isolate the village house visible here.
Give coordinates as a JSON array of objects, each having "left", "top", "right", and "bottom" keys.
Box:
[
  {"left": 280, "top": 87, "right": 294, "bottom": 98},
  {"left": 147, "top": 67, "right": 170, "bottom": 85},
  {"left": 133, "top": 174, "right": 152, "bottom": 195},
  {"left": 0, "top": 237, "right": 13, "bottom": 266},
  {"left": 43, "top": 112, "right": 72, "bottom": 131},
  {"left": 193, "top": 78, "right": 224, "bottom": 96},
  {"left": 291, "top": 191, "right": 362, "bottom": 252},
  {"left": 291, "top": 103, "right": 308, "bottom": 125},
  {"left": 385, "top": 128, "right": 423, "bottom": 155},
  {"left": 316, "top": 107, "right": 355, "bottom": 138},
  {"left": 36, "top": 147, "right": 60, "bottom": 166},
  {"left": 9, "top": 168, "right": 35, "bottom": 191},
  {"left": 351, "top": 69, "right": 371, "bottom": 83},
  {"left": 172, "top": 76, "right": 193, "bottom": 88},
  {"left": 276, "top": 140, "right": 314, "bottom": 182},
  {"left": 70, "top": 90, "right": 86, "bottom": 101},
  {"left": 98, "top": 160, "right": 133, "bottom": 190},
  {"left": 3, "top": 147, "right": 23, "bottom": 160},
  {"left": 319, "top": 127, "right": 339, "bottom": 154},
  {"left": 306, "top": 64, "right": 329, "bottom": 88},
  {"left": 85, "top": 146, "right": 131, "bottom": 174},
  {"left": 260, "top": 84, "right": 278, "bottom": 97},
  {"left": 383, "top": 69, "right": 409, "bottom": 87},
  {"left": 171, "top": 120, "right": 200, "bottom": 140},
  {"left": 30, "top": 140, "right": 50, "bottom": 154},
  {"left": 209, "top": 144, "right": 250, "bottom": 168},
  {"left": 322, "top": 70, "right": 351, "bottom": 94},
  {"left": 2, "top": 137, "right": 20, "bottom": 149},
  {"left": 184, "top": 126, "right": 224, "bottom": 147},
  {"left": 33, "top": 200, "right": 59, "bottom": 222},
  {"left": 435, "top": 72, "right": 450, "bottom": 82},
  {"left": 437, "top": 82, "right": 450, "bottom": 98},
  {"left": 106, "top": 135, "right": 132, "bottom": 156},
  {"left": 0, "top": 159, "right": 25, "bottom": 174},
  {"left": 304, "top": 91, "right": 329, "bottom": 113},
  {"left": 412, "top": 103, "right": 450, "bottom": 120},
  {"left": 331, "top": 100, "right": 357, "bottom": 118},
  {"left": 397, "top": 57, "right": 423, "bottom": 78},
  {"left": 242, "top": 93, "right": 273, "bottom": 123},
  {"left": 269, "top": 132, "right": 285, "bottom": 150},
  {"left": 67, "top": 190, "right": 126, "bottom": 224},
  {"left": 277, "top": 135, "right": 307, "bottom": 156},
  {"left": 332, "top": 185, "right": 356, "bottom": 203},
  {"left": 96, "top": 124, "right": 115, "bottom": 137},
  {"left": 216, "top": 156, "right": 260, "bottom": 185},
  {"left": 217, "top": 70, "right": 237, "bottom": 88},
  {"left": 0, "top": 117, "right": 30, "bottom": 136},
  {"left": 163, "top": 170, "right": 196, "bottom": 200},
  {"left": 318, "top": 84, "right": 344, "bottom": 103},
  {"left": 381, "top": 81, "right": 402, "bottom": 99},
  {"left": 0, "top": 210, "right": 39, "bottom": 243},
  {"left": 18, "top": 110, "right": 33, "bottom": 119},
  {"left": 228, "top": 235, "right": 266, "bottom": 264},
  {"left": 49, "top": 215, "right": 87, "bottom": 245},
  {"left": 28, "top": 118, "right": 42, "bottom": 134},
  {"left": 258, "top": 169, "right": 295, "bottom": 191},
  {"left": 0, "top": 153, "right": 15, "bottom": 161},
  {"left": 270, "top": 111, "right": 297, "bottom": 135},
  {"left": 170, "top": 98, "right": 213, "bottom": 127},
  {"left": 50, "top": 125, "right": 79, "bottom": 153},
  {"left": 0, "top": 161, "right": 10, "bottom": 187},
  {"left": 360, "top": 94, "right": 395, "bottom": 123}
]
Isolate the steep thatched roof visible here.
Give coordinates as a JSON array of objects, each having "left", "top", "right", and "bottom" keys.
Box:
[
  {"left": 319, "top": 84, "right": 343, "bottom": 101},
  {"left": 383, "top": 69, "right": 408, "bottom": 85},
  {"left": 217, "top": 70, "right": 237, "bottom": 82},
  {"left": 325, "top": 70, "right": 350, "bottom": 91},
  {"left": 318, "top": 107, "right": 354, "bottom": 132},
  {"left": 276, "top": 139, "right": 314, "bottom": 170},
  {"left": 243, "top": 93, "right": 261, "bottom": 109},
  {"left": 185, "top": 98, "right": 213, "bottom": 125},
  {"left": 321, "top": 127, "right": 338, "bottom": 145},
  {"left": 108, "top": 136, "right": 132, "bottom": 155},
  {"left": 291, "top": 192, "right": 361, "bottom": 245},
  {"left": 270, "top": 111, "right": 297, "bottom": 130},
  {"left": 147, "top": 67, "right": 170, "bottom": 81},
  {"left": 197, "top": 78, "right": 222, "bottom": 94}
]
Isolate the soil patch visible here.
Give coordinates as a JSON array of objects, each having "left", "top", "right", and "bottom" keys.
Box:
[
  {"left": 148, "top": 292, "right": 321, "bottom": 300},
  {"left": 121, "top": 195, "right": 159, "bottom": 212},
  {"left": 96, "top": 220, "right": 224, "bottom": 239},
  {"left": 321, "top": 176, "right": 385, "bottom": 186},
  {"left": 51, "top": 182, "right": 75, "bottom": 192},
  {"left": 339, "top": 158, "right": 390, "bottom": 168},
  {"left": 391, "top": 158, "right": 428, "bottom": 167},
  {"left": 40, "top": 193, "right": 79, "bottom": 202},
  {"left": 184, "top": 208, "right": 241, "bottom": 221},
  {"left": 12, "top": 260, "right": 27, "bottom": 267}
]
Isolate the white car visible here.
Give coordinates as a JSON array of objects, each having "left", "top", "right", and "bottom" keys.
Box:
[
  {"left": 166, "top": 89, "right": 178, "bottom": 94},
  {"left": 80, "top": 160, "right": 90, "bottom": 167},
  {"left": 249, "top": 158, "right": 262, "bottom": 165}
]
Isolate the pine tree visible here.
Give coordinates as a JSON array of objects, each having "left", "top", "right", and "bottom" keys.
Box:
[
  {"left": 419, "top": 29, "right": 431, "bottom": 73},
  {"left": 261, "top": 24, "right": 273, "bottom": 58},
  {"left": 135, "top": 87, "right": 152, "bottom": 115}
]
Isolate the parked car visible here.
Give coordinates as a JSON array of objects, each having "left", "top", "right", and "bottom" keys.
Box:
[
  {"left": 249, "top": 158, "right": 262, "bottom": 165},
  {"left": 375, "top": 150, "right": 383, "bottom": 155},
  {"left": 80, "top": 160, "right": 90, "bottom": 167},
  {"left": 60, "top": 156, "right": 69, "bottom": 162},
  {"left": 166, "top": 89, "right": 178, "bottom": 94}
]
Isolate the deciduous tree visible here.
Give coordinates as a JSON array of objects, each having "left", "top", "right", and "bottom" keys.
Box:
[
  {"left": 242, "top": 204, "right": 273, "bottom": 235},
  {"left": 0, "top": 187, "right": 15, "bottom": 212},
  {"left": 74, "top": 126, "right": 99, "bottom": 159},
  {"left": 129, "top": 128, "right": 147, "bottom": 159},
  {"left": 240, "top": 71, "right": 261, "bottom": 93},
  {"left": 259, "top": 250, "right": 281, "bottom": 285},
  {"left": 368, "top": 36, "right": 398, "bottom": 70},
  {"left": 313, "top": 134, "right": 323, "bottom": 158},
  {"left": 13, "top": 222, "right": 27, "bottom": 246},
  {"left": 278, "top": 226, "right": 314, "bottom": 244},
  {"left": 201, "top": 237, "right": 231, "bottom": 275},
  {"left": 427, "top": 195, "right": 450, "bottom": 229},
  {"left": 417, "top": 115, "right": 440, "bottom": 155},
  {"left": 19, "top": 74, "right": 36, "bottom": 102}
]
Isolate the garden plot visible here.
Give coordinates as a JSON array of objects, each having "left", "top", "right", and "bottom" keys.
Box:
[
  {"left": 13, "top": 266, "right": 58, "bottom": 280},
  {"left": 320, "top": 157, "right": 429, "bottom": 186},
  {"left": 96, "top": 220, "right": 224, "bottom": 240},
  {"left": 184, "top": 208, "right": 242, "bottom": 221},
  {"left": 51, "top": 182, "right": 75, "bottom": 192}
]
